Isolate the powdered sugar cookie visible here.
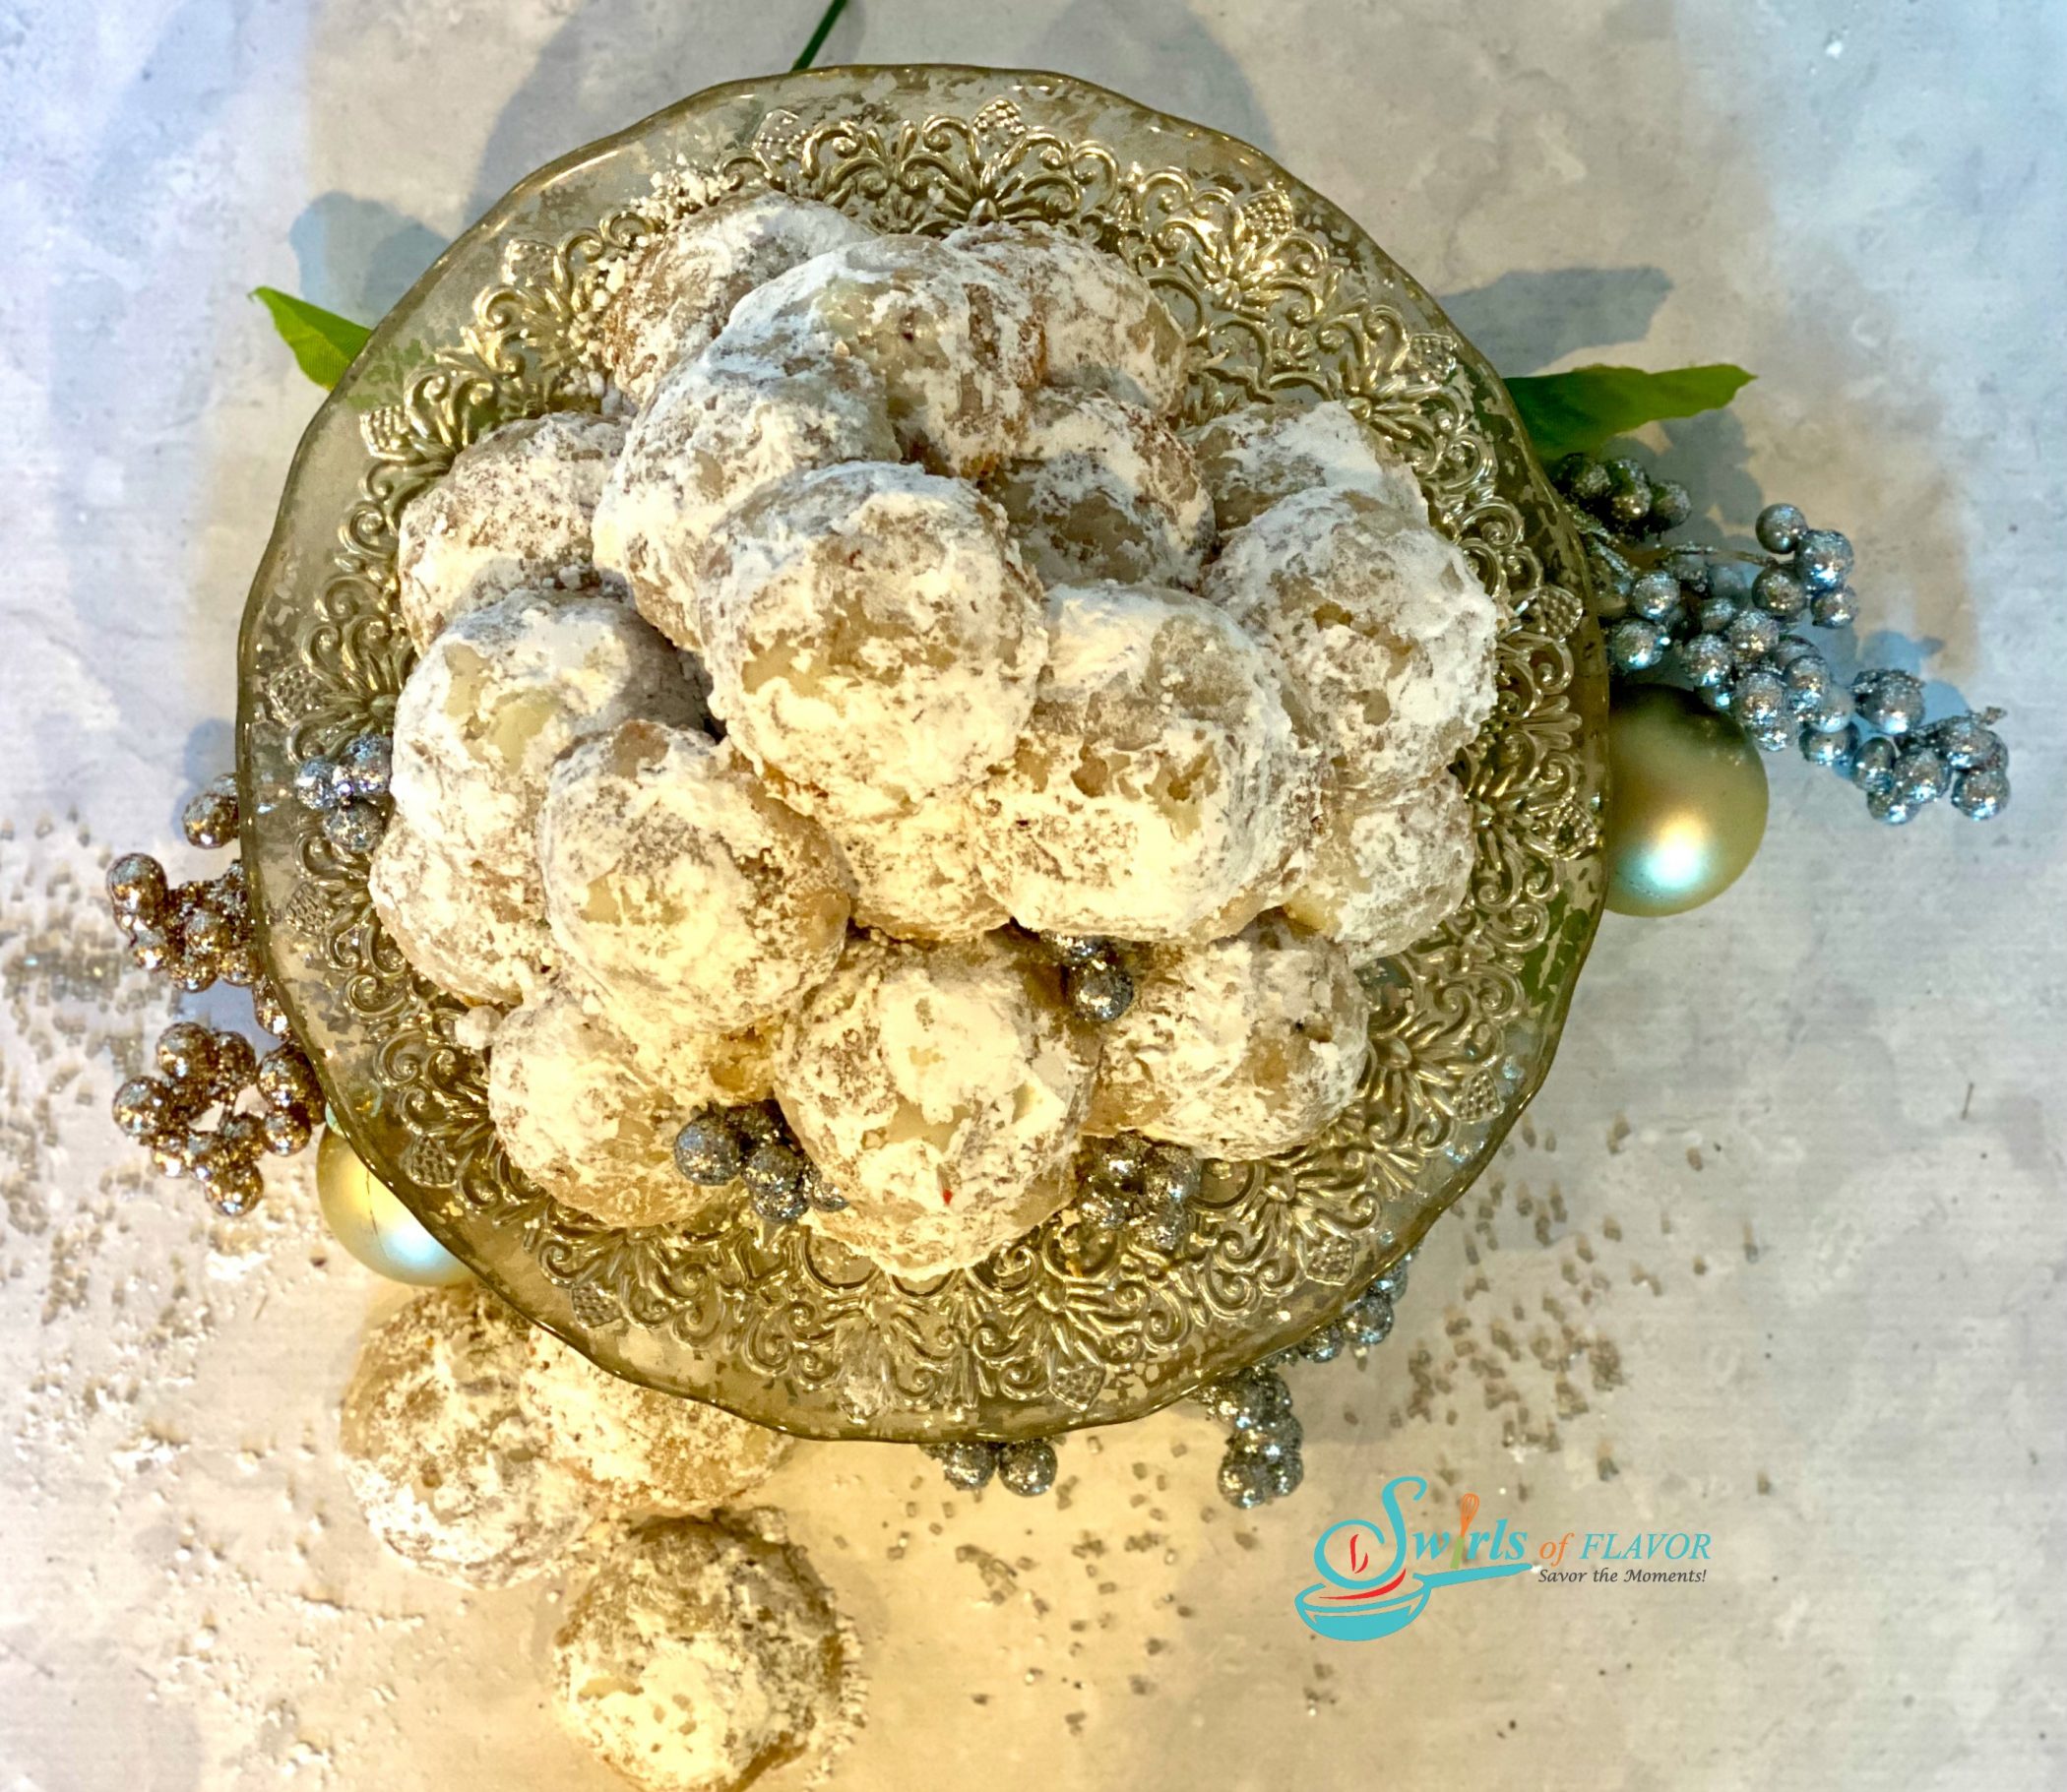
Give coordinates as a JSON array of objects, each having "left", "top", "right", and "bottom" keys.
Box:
[
  {"left": 970, "top": 583, "right": 1320, "bottom": 942},
  {"left": 712, "top": 235, "right": 1043, "bottom": 475},
  {"left": 1204, "top": 489, "right": 1499, "bottom": 789},
  {"left": 696, "top": 462, "right": 1046, "bottom": 820},
  {"left": 981, "top": 388, "right": 1215, "bottom": 589},
  {"left": 536, "top": 722, "right": 851, "bottom": 1037},
  {"left": 948, "top": 221, "right": 1186, "bottom": 412},
  {"left": 1086, "top": 912, "right": 1370, "bottom": 1158},
  {"left": 596, "top": 190, "right": 874, "bottom": 407},
  {"left": 396, "top": 411, "right": 627, "bottom": 649},
  {"left": 774, "top": 932, "right": 1096, "bottom": 1278}
]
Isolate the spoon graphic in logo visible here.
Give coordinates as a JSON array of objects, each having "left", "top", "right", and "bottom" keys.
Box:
[{"left": 1295, "top": 1475, "right": 1531, "bottom": 1641}]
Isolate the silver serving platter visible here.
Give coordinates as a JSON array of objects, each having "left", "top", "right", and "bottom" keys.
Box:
[{"left": 237, "top": 66, "right": 1606, "bottom": 1442}]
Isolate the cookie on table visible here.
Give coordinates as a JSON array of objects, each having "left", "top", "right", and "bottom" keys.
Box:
[
  {"left": 339, "top": 1282, "right": 590, "bottom": 1587},
  {"left": 553, "top": 1518, "right": 852, "bottom": 1792}
]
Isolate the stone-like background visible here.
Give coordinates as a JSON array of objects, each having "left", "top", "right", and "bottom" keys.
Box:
[{"left": 2, "top": 4, "right": 2061, "bottom": 1787}]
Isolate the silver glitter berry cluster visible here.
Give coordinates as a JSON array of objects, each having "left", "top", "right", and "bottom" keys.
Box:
[{"left": 1563, "top": 454, "right": 2011, "bottom": 825}]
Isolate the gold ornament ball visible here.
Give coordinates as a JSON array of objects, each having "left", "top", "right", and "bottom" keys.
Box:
[
  {"left": 1603, "top": 683, "right": 1769, "bottom": 917},
  {"left": 316, "top": 1127, "right": 472, "bottom": 1286}
]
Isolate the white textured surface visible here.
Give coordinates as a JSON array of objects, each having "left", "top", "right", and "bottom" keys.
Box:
[{"left": 2, "top": 5, "right": 2062, "bottom": 1790}]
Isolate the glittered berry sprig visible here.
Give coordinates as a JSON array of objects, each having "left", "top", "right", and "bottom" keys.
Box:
[{"left": 1561, "top": 453, "right": 2010, "bottom": 825}]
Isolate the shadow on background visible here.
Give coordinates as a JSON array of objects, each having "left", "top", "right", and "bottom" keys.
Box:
[
  {"left": 1441, "top": 265, "right": 1672, "bottom": 376},
  {"left": 288, "top": 193, "right": 447, "bottom": 322}
]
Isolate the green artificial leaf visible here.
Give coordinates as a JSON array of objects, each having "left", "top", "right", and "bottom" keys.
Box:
[
  {"left": 251, "top": 286, "right": 372, "bottom": 389},
  {"left": 1504, "top": 362, "right": 1755, "bottom": 463}
]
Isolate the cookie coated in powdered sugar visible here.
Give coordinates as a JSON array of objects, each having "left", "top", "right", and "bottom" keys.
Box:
[
  {"left": 1284, "top": 770, "right": 1476, "bottom": 963},
  {"left": 593, "top": 352, "right": 899, "bottom": 652},
  {"left": 535, "top": 721, "right": 852, "bottom": 1039},
  {"left": 1182, "top": 398, "right": 1428, "bottom": 535},
  {"left": 695, "top": 462, "right": 1047, "bottom": 822},
  {"left": 596, "top": 190, "right": 875, "bottom": 408},
  {"left": 712, "top": 235, "right": 1044, "bottom": 476},
  {"left": 774, "top": 932, "right": 1097, "bottom": 1280},
  {"left": 366, "top": 815, "right": 548, "bottom": 1008},
  {"left": 486, "top": 978, "right": 723, "bottom": 1229},
  {"left": 947, "top": 221, "right": 1187, "bottom": 413},
  {"left": 388, "top": 588, "right": 703, "bottom": 881},
  {"left": 339, "top": 1283, "right": 593, "bottom": 1589},
  {"left": 969, "top": 582, "right": 1321, "bottom": 943},
  {"left": 522, "top": 1328, "right": 791, "bottom": 1517},
  {"left": 819, "top": 790, "right": 1008, "bottom": 943},
  {"left": 1204, "top": 487, "right": 1500, "bottom": 791},
  {"left": 552, "top": 1518, "right": 852, "bottom": 1792},
  {"left": 396, "top": 411, "right": 628, "bottom": 649},
  {"left": 1085, "top": 912, "right": 1372, "bottom": 1159},
  {"left": 981, "top": 388, "right": 1216, "bottom": 590}
]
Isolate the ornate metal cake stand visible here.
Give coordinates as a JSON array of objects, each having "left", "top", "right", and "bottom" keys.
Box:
[{"left": 235, "top": 65, "right": 1607, "bottom": 1443}]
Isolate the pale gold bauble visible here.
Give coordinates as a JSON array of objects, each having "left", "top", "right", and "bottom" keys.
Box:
[
  {"left": 1604, "top": 683, "right": 1769, "bottom": 917},
  {"left": 316, "top": 1126, "right": 472, "bottom": 1286}
]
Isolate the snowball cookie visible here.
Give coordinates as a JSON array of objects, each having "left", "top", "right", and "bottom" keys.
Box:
[
  {"left": 537, "top": 721, "right": 852, "bottom": 1037},
  {"left": 368, "top": 816, "right": 546, "bottom": 1007},
  {"left": 1204, "top": 489, "right": 1500, "bottom": 791},
  {"left": 712, "top": 235, "right": 1043, "bottom": 475},
  {"left": 821, "top": 792, "right": 1008, "bottom": 943},
  {"left": 1087, "top": 913, "right": 1371, "bottom": 1159},
  {"left": 774, "top": 933, "right": 1098, "bottom": 1279},
  {"left": 1183, "top": 399, "right": 1427, "bottom": 535},
  {"left": 525, "top": 1327, "right": 791, "bottom": 1515},
  {"left": 696, "top": 462, "right": 1046, "bottom": 820},
  {"left": 969, "top": 583, "right": 1320, "bottom": 943},
  {"left": 1284, "top": 772, "right": 1476, "bottom": 963},
  {"left": 489, "top": 979, "right": 729, "bottom": 1229},
  {"left": 597, "top": 191, "right": 875, "bottom": 408},
  {"left": 947, "top": 221, "right": 1187, "bottom": 413},
  {"left": 980, "top": 389, "right": 1215, "bottom": 589},
  {"left": 339, "top": 1283, "right": 592, "bottom": 1587},
  {"left": 593, "top": 353, "right": 899, "bottom": 652},
  {"left": 390, "top": 588, "right": 702, "bottom": 878},
  {"left": 553, "top": 1519, "right": 850, "bottom": 1792},
  {"left": 396, "top": 411, "right": 627, "bottom": 649}
]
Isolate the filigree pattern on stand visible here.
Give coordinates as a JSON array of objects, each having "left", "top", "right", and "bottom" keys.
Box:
[{"left": 237, "top": 71, "right": 1606, "bottom": 1442}]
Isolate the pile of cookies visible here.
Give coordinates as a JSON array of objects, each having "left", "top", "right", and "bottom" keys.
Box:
[{"left": 369, "top": 191, "right": 1499, "bottom": 1280}]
